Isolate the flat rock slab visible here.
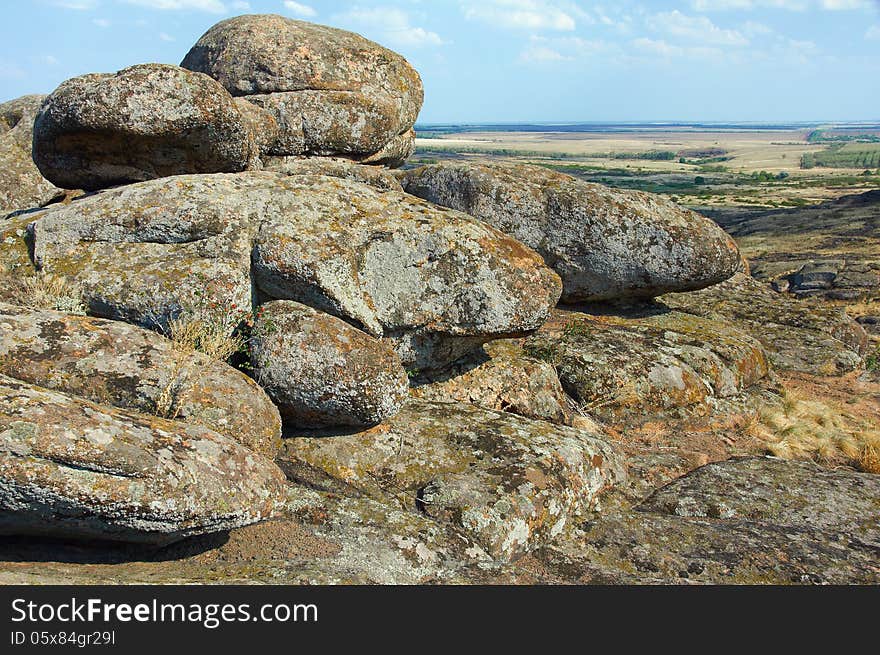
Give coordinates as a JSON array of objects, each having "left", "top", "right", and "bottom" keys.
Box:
[
  {"left": 263, "top": 156, "right": 404, "bottom": 191},
  {"left": 250, "top": 300, "right": 408, "bottom": 428},
  {"left": 402, "top": 162, "right": 741, "bottom": 302},
  {"left": 32, "top": 64, "right": 252, "bottom": 191},
  {"left": 411, "top": 339, "right": 574, "bottom": 425},
  {"left": 0, "top": 375, "right": 286, "bottom": 544},
  {"left": 0, "top": 303, "right": 281, "bottom": 457},
  {"left": 661, "top": 272, "right": 868, "bottom": 375},
  {"left": 639, "top": 456, "right": 880, "bottom": 547},
  {"left": 522, "top": 307, "right": 769, "bottom": 420},
  {"left": 279, "top": 399, "right": 624, "bottom": 561}
]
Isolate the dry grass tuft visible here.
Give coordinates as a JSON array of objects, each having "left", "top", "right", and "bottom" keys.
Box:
[
  {"left": 7, "top": 273, "right": 86, "bottom": 315},
  {"left": 746, "top": 386, "right": 880, "bottom": 473},
  {"left": 165, "top": 313, "right": 245, "bottom": 362}
]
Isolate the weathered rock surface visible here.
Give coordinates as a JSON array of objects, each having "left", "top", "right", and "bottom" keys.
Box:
[
  {"left": 411, "top": 339, "right": 574, "bottom": 425},
  {"left": 181, "top": 15, "right": 422, "bottom": 165},
  {"left": 264, "top": 156, "right": 403, "bottom": 191},
  {"left": 0, "top": 375, "right": 286, "bottom": 544},
  {"left": 27, "top": 173, "right": 260, "bottom": 332},
  {"left": 522, "top": 307, "right": 769, "bottom": 421},
  {"left": 250, "top": 300, "right": 408, "bottom": 428},
  {"left": 0, "top": 303, "right": 281, "bottom": 457},
  {"left": 0, "top": 95, "right": 63, "bottom": 216},
  {"left": 661, "top": 272, "right": 868, "bottom": 374},
  {"left": 401, "top": 162, "right": 741, "bottom": 302},
  {"left": 32, "top": 64, "right": 252, "bottom": 190},
  {"left": 279, "top": 399, "right": 624, "bottom": 561},
  {"left": 252, "top": 175, "right": 562, "bottom": 371},
  {"left": 639, "top": 456, "right": 880, "bottom": 547}
]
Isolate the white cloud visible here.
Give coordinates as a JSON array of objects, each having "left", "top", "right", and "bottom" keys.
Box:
[
  {"left": 230, "top": 0, "right": 250, "bottom": 9},
  {"left": 50, "top": 0, "right": 99, "bottom": 9},
  {"left": 649, "top": 10, "right": 749, "bottom": 46},
  {"left": 283, "top": 1, "right": 315, "bottom": 17},
  {"left": 520, "top": 46, "right": 571, "bottom": 63},
  {"left": 335, "top": 7, "right": 446, "bottom": 48},
  {"left": 35, "top": 54, "right": 60, "bottom": 66},
  {"left": 159, "top": 31, "right": 175, "bottom": 41},
  {"left": 631, "top": 37, "right": 724, "bottom": 60},
  {"left": 120, "top": 0, "right": 228, "bottom": 12},
  {"left": 693, "top": 0, "right": 871, "bottom": 10},
  {"left": 92, "top": 17, "right": 112, "bottom": 27},
  {"left": 462, "top": 0, "right": 577, "bottom": 31},
  {"left": 868, "top": 25, "right": 880, "bottom": 39},
  {"left": 519, "top": 35, "right": 618, "bottom": 64}
]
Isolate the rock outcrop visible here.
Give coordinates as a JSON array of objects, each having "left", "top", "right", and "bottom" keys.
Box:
[
  {"left": 181, "top": 14, "right": 422, "bottom": 166},
  {"left": 0, "top": 375, "right": 286, "bottom": 544},
  {"left": 0, "top": 95, "right": 63, "bottom": 216},
  {"left": 661, "top": 272, "right": 868, "bottom": 375},
  {"left": 402, "top": 162, "right": 741, "bottom": 302},
  {"left": 250, "top": 300, "right": 409, "bottom": 428},
  {"left": 32, "top": 64, "right": 253, "bottom": 190},
  {"left": 251, "top": 175, "right": 562, "bottom": 371},
  {"left": 521, "top": 307, "right": 769, "bottom": 420},
  {"left": 279, "top": 399, "right": 625, "bottom": 561},
  {"left": 411, "top": 340, "right": 574, "bottom": 425},
  {"left": 264, "top": 156, "right": 404, "bottom": 191},
  {"left": 0, "top": 303, "right": 281, "bottom": 457}
]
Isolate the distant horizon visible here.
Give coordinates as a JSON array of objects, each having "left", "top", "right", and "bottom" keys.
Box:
[{"left": 2, "top": 1, "right": 879, "bottom": 123}]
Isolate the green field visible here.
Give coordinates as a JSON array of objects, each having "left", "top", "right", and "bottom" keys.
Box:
[{"left": 802, "top": 142, "right": 880, "bottom": 169}]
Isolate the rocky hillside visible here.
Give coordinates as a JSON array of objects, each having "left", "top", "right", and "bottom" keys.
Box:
[{"left": 0, "top": 14, "right": 876, "bottom": 584}]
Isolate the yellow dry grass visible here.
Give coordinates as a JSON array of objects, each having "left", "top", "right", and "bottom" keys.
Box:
[
  {"left": 7, "top": 273, "right": 86, "bottom": 315},
  {"left": 745, "top": 385, "right": 880, "bottom": 474}
]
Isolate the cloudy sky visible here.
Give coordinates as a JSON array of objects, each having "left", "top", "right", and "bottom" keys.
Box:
[{"left": 2, "top": 0, "right": 879, "bottom": 122}]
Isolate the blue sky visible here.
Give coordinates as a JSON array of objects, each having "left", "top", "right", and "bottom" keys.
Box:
[{"left": 1, "top": 0, "right": 879, "bottom": 122}]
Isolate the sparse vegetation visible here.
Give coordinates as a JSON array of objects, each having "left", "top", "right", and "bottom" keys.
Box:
[
  {"left": 746, "top": 386, "right": 880, "bottom": 474},
  {"left": 7, "top": 272, "right": 86, "bottom": 315}
]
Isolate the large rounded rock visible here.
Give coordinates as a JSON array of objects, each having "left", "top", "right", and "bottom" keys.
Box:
[
  {"left": 522, "top": 307, "right": 770, "bottom": 421},
  {"left": 32, "top": 64, "right": 253, "bottom": 190},
  {"left": 250, "top": 300, "right": 408, "bottom": 428},
  {"left": 0, "top": 95, "right": 64, "bottom": 216},
  {"left": 251, "top": 174, "right": 562, "bottom": 371},
  {"left": 280, "top": 399, "right": 625, "bottom": 561},
  {"left": 402, "top": 162, "right": 742, "bottom": 302},
  {"left": 26, "top": 173, "right": 259, "bottom": 332},
  {"left": 181, "top": 15, "right": 422, "bottom": 165},
  {"left": 0, "top": 375, "right": 285, "bottom": 544},
  {"left": 0, "top": 303, "right": 281, "bottom": 457}
]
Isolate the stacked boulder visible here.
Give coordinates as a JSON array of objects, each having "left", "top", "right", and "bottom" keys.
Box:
[
  {"left": 4, "top": 13, "right": 860, "bottom": 566},
  {"left": 181, "top": 14, "right": 422, "bottom": 167}
]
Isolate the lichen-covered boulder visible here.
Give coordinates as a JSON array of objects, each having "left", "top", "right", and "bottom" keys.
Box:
[
  {"left": 252, "top": 175, "right": 562, "bottom": 371},
  {"left": 263, "top": 156, "right": 404, "bottom": 191},
  {"left": 0, "top": 375, "right": 286, "bottom": 544},
  {"left": 640, "top": 456, "right": 880, "bottom": 546},
  {"left": 181, "top": 15, "right": 422, "bottom": 166},
  {"left": 250, "top": 300, "right": 408, "bottom": 428},
  {"left": 522, "top": 307, "right": 769, "bottom": 421},
  {"left": 32, "top": 64, "right": 252, "bottom": 190},
  {"left": 411, "top": 340, "right": 574, "bottom": 425},
  {"left": 402, "top": 162, "right": 742, "bottom": 302},
  {"left": 0, "top": 95, "right": 64, "bottom": 216},
  {"left": 0, "top": 303, "right": 281, "bottom": 457},
  {"left": 27, "top": 173, "right": 259, "bottom": 332},
  {"left": 661, "top": 272, "right": 868, "bottom": 374},
  {"left": 279, "top": 399, "right": 624, "bottom": 561}
]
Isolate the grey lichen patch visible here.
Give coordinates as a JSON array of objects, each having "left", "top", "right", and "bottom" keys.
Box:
[
  {"left": 402, "top": 161, "right": 742, "bottom": 302},
  {"left": 279, "top": 399, "right": 625, "bottom": 562},
  {"left": 0, "top": 374, "right": 286, "bottom": 544}
]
